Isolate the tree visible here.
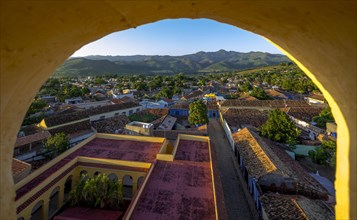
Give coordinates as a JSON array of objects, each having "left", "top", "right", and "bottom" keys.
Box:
[
  {"left": 308, "top": 140, "right": 336, "bottom": 166},
  {"left": 312, "top": 106, "right": 334, "bottom": 128},
  {"left": 188, "top": 100, "right": 208, "bottom": 125},
  {"left": 27, "top": 99, "right": 47, "bottom": 116},
  {"left": 69, "top": 173, "right": 123, "bottom": 209},
  {"left": 45, "top": 132, "right": 70, "bottom": 158},
  {"left": 260, "top": 109, "right": 301, "bottom": 144},
  {"left": 241, "top": 81, "right": 252, "bottom": 92},
  {"left": 250, "top": 87, "right": 270, "bottom": 100}
]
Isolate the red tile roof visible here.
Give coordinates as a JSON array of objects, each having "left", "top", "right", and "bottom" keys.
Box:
[
  {"left": 280, "top": 107, "right": 323, "bottom": 122},
  {"left": 15, "top": 131, "right": 51, "bottom": 147},
  {"left": 44, "top": 102, "right": 140, "bottom": 127},
  {"left": 260, "top": 193, "right": 334, "bottom": 220},
  {"left": 12, "top": 158, "right": 31, "bottom": 176},
  {"left": 221, "top": 100, "right": 310, "bottom": 108},
  {"left": 222, "top": 108, "right": 269, "bottom": 129}
]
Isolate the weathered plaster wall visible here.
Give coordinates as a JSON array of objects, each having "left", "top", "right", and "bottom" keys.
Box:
[{"left": 1, "top": 1, "right": 356, "bottom": 219}]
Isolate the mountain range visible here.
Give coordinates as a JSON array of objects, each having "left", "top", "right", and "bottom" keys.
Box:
[{"left": 53, "top": 50, "right": 290, "bottom": 77}]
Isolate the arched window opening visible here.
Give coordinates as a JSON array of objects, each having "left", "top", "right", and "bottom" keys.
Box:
[
  {"left": 48, "top": 187, "right": 60, "bottom": 218},
  {"left": 64, "top": 175, "right": 73, "bottom": 201},
  {"left": 30, "top": 200, "right": 44, "bottom": 220},
  {"left": 123, "top": 175, "right": 133, "bottom": 199},
  {"left": 108, "top": 173, "right": 118, "bottom": 181}
]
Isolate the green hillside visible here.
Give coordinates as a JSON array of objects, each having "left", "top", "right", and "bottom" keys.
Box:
[{"left": 54, "top": 50, "right": 290, "bottom": 77}]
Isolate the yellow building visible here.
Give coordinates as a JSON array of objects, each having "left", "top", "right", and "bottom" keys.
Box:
[{"left": 14, "top": 133, "right": 221, "bottom": 220}]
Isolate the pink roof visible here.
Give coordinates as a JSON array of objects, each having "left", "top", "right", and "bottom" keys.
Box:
[
  {"left": 16, "top": 138, "right": 162, "bottom": 200},
  {"left": 130, "top": 140, "right": 216, "bottom": 220},
  {"left": 54, "top": 207, "right": 123, "bottom": 220},
  {"left": 174, "top": 140, "right": 210, "bottom": 162}
]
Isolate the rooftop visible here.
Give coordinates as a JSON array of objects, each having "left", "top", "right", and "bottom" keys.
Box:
[
  {"left": 130, "top": 138, "right": 216, "bottom": 220},
  {"left": 15, "top": 130, "right": 51, "bottom": 147},
  {"left": 43, "top": 102, "right": 140, "bottom": 127},
  {"left": 220, "top": 100, "right": 311, "bottom": 108},
  {"left": 157, "top": 115, "right": 177, "bottom": 130},
  {"left": 280, "top": 107, "right": 323, "bottom": 122},
  {"left": 130, "top": 161, "right": 215, "bottom": 220},
  {"left": 12, "top": 158, "right": 31, "bottom": 177},
  {"left": 260, "top": 193, "right": 334, "bottom": 220},
  {"left": 15, "top": 136, "right": 163, "bottom": 200},
  {"left": 232, "top": 128, "right": 292, "bottom": 179},
  {"left": 174, "top": 139, "right": 210, "bottom": 162},
  {"left": 222, "top": 108, "right": 268, "bottom": 129},
  {"left": 265, "top": 89, "right": 288, "bottom": 99}
]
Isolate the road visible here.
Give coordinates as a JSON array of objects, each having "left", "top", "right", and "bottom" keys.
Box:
[{"left": 208, "top": 119, "right": 258, "bottom": 220}]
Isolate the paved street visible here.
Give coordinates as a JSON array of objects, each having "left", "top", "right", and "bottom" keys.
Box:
[{"left": 208, "top": 119, "right": 258, "bottom": 220}]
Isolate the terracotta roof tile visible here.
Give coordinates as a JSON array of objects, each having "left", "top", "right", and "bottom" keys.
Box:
[
  {"left": 12, "top": 158, "right": 31, "bottom": 176},
  {"left": 232, "top": 128, "right": 292, "bottom": 178},
  {"left": 15, "top": 131, "right": 51, "bottom": 147},
  {"left": 260, "top": 193, "right": 334, "bottom": 220},
  {"left": 222, "top": 108, "right": 268, "bottom": 129},
  {"left": 221, "top": 100, "right": 310, "bottom": 108}
]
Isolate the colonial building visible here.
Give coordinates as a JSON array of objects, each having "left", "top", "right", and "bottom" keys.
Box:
[{"left": 13, "top": 134, "right": 223, "bottom": 220}]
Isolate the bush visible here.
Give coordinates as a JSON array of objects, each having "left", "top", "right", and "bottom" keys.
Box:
[
  {"left": 69, "top": 173, "right": 123, "bottom": 209},
  {"left": 308, "top": 147, "right": 330, "bottom": 165}
]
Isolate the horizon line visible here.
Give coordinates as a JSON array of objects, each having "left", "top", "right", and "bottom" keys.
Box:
[{"left": 70, "top": 49, "right": 285, "bottom": 58}]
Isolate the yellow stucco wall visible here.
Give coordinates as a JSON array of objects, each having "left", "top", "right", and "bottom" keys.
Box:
[{"left": 1, "top": 1, "right": 356, "bottom": 219}]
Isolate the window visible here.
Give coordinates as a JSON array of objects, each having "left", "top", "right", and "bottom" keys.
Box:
[
  {"left": 99, "top": 115, "right": 105, "bottom": 120},
  {"left": 129, "top": 110, "right": 133, "bottom": 115},
  {"left": 114, "top": 112, "right": 119, "bottom": 116}
]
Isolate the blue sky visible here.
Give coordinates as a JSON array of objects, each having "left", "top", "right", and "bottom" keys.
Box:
[{"left": 72, "top": 18, "right": 283, "bottom": 57}]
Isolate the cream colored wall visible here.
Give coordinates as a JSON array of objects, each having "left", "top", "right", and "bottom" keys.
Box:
[
  {"left": 1, "top": 1, "right": 355, "bottom": 219},
  {"left": 89, "top": 106, "right": 142, "bottom": 121}
]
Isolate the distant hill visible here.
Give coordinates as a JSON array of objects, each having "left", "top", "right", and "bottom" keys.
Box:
[{"left": 54, "top": 50, "right": 290, "bottom": 77}]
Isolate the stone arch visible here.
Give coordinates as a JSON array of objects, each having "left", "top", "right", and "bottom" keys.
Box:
[
  {"left": 48, "top": 186, "right": 60, "bottom": 218},
  {"left": 79, "top": 170, "right": 88, "bottom": 177},
  {"left": 0, "top": 1, "right": 355, "bottom": 219},
  {"left": 30, "top": 200, "right": 44, "bottom": 220},
  {"left": 108, "top": 173, "right": 118, "bottom": 181}
]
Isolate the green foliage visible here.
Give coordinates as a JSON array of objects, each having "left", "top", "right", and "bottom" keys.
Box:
[
  {"left": 188, "top": 100, "right": 209, "bottom": 125},
  {"left": 27, "top": 99, "right": 47, "bottom": 116},
  {"left": 225, "top": 93, "right": 239, "bottom": 99},
  {"left": 22, "top": 114, "right": 45, "bottom": 126},
  {"left": 312, "top": 107, "right": 334, "bottom": 128},
  {"left": 45, "top": 132, "right": 70, "bottom": 158},
  {"left": 260, "top": 109, "right": 301, "bottom": 143},
  {"left": 308, "top": 140, "right": 336, "bottom": 167},
  {"left": 250, "top": 87, "right": 271, "bottom": 100},
  {"left": 94, "top": 77, "right": 107, "bottom": 85},
  {"left": 53, "top": 51, "right": 290, "bottom": 77},
  {"left": 128, "top": 113, "right": 159, "bottom": 123},
  {"left": 241, "top": 81, "right": 253, "bottom": 92},
  {"left": 69, "top": 173, "right": 123, "bottom": 209},
  {"left": 321, "top": 140, "right": 336, "bottom": 151},
  {"left": 156, "top": 86, "right": 173, "bottom": 99},
  {"left": 308, "top": 147, "right": 330, "bottom": 165}
]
